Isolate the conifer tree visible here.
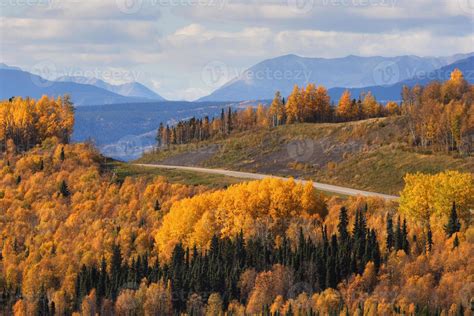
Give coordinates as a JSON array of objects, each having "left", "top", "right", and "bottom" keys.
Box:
[
  {"left": 444, "top": 202, "right": 461, "bottom": 237},
  {"left": 426, "top": 224, "right": 433, "bottom": 253},
  {"left": 154, "top": 200, "right": 161, "bottom": 212},
  {"left": 402, "top": 219, "right": 409, "bottom": 254},
  {"left": 394, "top": 216, "right": 402, "bottom": 251},
  {"left": 386, "top": 215, "right": 394, "bottom": 251},
  {"left": 453, "top": 234, "right": 459, "bottom": 249},
  {"left": 338, "top": 207, "right": 349, "bottom": 242},
  {"left": 59, "top": 180, "right": 70, "bottom": 197},
  {"left": 226, "top": 107, "right": 233, "bottom": 134},
  {"left": 37, "top": 285, "right": 50, "bottom": 316},
  {"left": 60, "top": 146, "right": 65, "bottom": 161}
]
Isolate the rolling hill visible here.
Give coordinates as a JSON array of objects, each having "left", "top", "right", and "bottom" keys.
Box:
[
  {"left": 137, "top": 117, "right": 474, "bottom": 195},
  {"left": 73, "top": 100, "right": 261, "bottom": 160}
]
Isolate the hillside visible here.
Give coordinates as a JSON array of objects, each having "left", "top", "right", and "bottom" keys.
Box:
[
  {"left": 73, "top": 100, "right": 261, "bottom": 161},
  {"left": 138, "top": 117, "right": 474, "bottom": 195},
  {"left": 1, "top": 96, "right": 472, "bottom": 315},
  {"left": 198, "top": 53, "right": 473, "bottom": 102}
]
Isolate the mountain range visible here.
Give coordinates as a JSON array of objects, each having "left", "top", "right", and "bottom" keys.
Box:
[
  {"left": 0, "top": 65, "right": 165, "bottom": 106},
  {"left": 328, "top": 56, "right": 474, "bottom": 102},
  {"left": 56, "top": 76, "right": 165, "bottom": 101},
  {"left": 198, "top": 53, "right": 474, "bottom": 102}
]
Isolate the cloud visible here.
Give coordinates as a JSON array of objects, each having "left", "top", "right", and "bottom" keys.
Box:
[
  {"left": 175, "top": 0, "right": 473, "bottom": 34},
  {"left": 2, "top": 0, "right": 162, "bottom": 20},
  {"left": 1, "top": 0, "right": 472, "bottom": 100}
]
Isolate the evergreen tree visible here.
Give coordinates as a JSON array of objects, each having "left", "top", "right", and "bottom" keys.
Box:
[
  {"left": 426, "top": 224, "right": 433, "bottom": 253},
  {"left": 109, "top": 244, "right": 123, "bottom": 300},
  {"left": 444, "top": 202, "right": 461, "bottom": 237},
  {"left": 402, "top": 219, "right": 409, "bottom": 254},
  {"left": 394, "top": 216, "right": 402, "bottom": 251},
  {"left": 154, "top": 200, "right": 161, "bottom": 212},
  {"left": 59, "top": 180, "right": 70, "bottom": 197},
  {"left": 453, "top": 234, "right": 460, "bottom": 249},
  {"left": 326, "top": 235, "right": 338, "bottom": 289},
  {"left": 338, "top": 207, "right": 349, "bottom": 242},
  {"left": 227, "top": 107, "right": 233, "bottom": 134},
  {"left": 386, "top": 215, "right": 394, "bottom": 251},
  {"left": 60, "top": 146, "right": 65, "bottom": 161},
  {"left": 220, "top": 109, "right": 225, "bottom": 134},
  {"left": 37, "top": 285, "right": 49, "bottom": 316}
]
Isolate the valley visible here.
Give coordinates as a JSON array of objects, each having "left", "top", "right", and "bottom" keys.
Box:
[{"left": 2, "top": 1, "right": 474, "bottom": 314}]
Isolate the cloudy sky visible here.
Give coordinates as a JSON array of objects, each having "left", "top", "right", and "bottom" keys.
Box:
[{"left": 1, "top": 0, "right": 473, "bottom": 100}]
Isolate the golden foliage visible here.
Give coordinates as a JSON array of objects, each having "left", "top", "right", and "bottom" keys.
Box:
[
  {"left": 155, "top": 178, "right": 327, "bottom": 260},
  {"left": 0, "top": 96, "right": 74, "bottom": 152},
  {"left": 399, "top": 170, "right": 473, "bottom": 224},
  {"left": 0, "top": 143, "right": 204, "bottom": 309}
]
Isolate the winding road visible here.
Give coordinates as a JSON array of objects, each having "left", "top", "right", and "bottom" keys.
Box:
[{"left": 134, "top": 164, "right": 399, "bottom": 200}]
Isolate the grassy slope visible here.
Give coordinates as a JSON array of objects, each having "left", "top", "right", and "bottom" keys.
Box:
[
  {"left": 103, "top": 160, "right": 246, "bottom": 189},
  {"left": 137, "top": 117, "right": 474, "bottom": 195}
]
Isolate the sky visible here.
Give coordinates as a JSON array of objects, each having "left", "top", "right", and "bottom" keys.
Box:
[{"left": 1, "top": 0, "right": 473, "bottom": 100}]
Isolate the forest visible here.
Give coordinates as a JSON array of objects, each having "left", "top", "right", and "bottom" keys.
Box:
[
  {"left": 0, "top": 89, "right": 472, "bottom": 315},
  {"left": 156, "top": 69, "right": 473, "bottom": 155}
]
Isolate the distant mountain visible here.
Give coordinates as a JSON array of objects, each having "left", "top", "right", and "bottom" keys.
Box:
[
  {"left": 198, "top": 53, "right": 474, "bottom": 102},
  {"left": 0, "top": 63, "right": 22, "bottom": 71},
  {"left": 327, "top": 56, "right": 474, "bottom": 102},
  {"left": 56, "top": 76, "right": 165, "bottom": 101},
  {"left": 0, "top": 68, "right": 152, "bottom": 106}
]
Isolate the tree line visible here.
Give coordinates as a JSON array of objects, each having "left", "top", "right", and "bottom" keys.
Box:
[
  {"left": 30, "top": 205, "right": 463, "bottom": 315},
  {"left": 156, "top": 69, "right": 472, "bottom": 154},
  {"left": 0, "top": 96, "right": 74, "bottom": 153}
]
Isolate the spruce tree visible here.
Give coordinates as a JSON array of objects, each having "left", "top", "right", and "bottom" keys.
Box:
[
  {"left": 426, "top": 224, "right": 433, "bottom": 253},
  {"left": 394, "top": 216, "right": 402, "bottom": 251},
  {"left": 154, "top": 200, "right": 161, "bottom": 212},
  {"left": 220, "top": 109, "right": 225, "bottom": 134},
  {"left": 338, "top": 207, "right": 349, "bottom": 242},
  {"left": 227, "top": 107, "right": 233, "bottom": 134},
  {"left": 37, "top": 285, "right": 50, "bottom": 316},
  {"left": 402, "top": 219, "right": 409, "bottom": 254},
  {"left": 59, "top": 180, "right": 70, "bottom": 197},
  {"left": 60, "top": 146, "right": 65, "bottom": 161},
  {"left": 444, "top": 202, "right": 461, "bottom": 237},
  {"left": 453, "top": 234, "right": 460, "bottom": 249},
  {"left": 386, "top": 215, "right": 394, "bottom": 251}
]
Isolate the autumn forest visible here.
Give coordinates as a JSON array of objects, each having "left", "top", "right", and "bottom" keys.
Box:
[{"left": 0, "top": 71, "right": 473, "bottom": 316}]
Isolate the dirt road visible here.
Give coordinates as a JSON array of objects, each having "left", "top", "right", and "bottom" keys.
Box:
[{"left": 134, "top": 164, "right": 399, "bottom": 200}]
